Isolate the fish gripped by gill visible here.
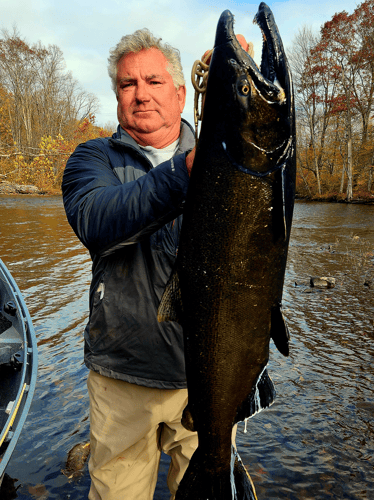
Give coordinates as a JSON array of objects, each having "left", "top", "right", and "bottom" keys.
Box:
[{"left": 158, "top": 3, "right": 296, "bottom": 499}]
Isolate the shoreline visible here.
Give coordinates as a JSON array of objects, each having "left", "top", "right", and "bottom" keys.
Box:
[
  {"left": 295, "top": 194, "right": 374, "bottom": 205},
  {"left": 0, "top": 182, "right": 60, "bottom": 196},
  {"left": 2, "top": 182, "right": 374, "bottom": 205}
]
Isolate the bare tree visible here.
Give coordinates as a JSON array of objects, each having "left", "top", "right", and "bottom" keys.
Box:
[
  {"left": 289, "top": 26, "right": 339, "bottom": 195},
  {"left": 0, "top": 27, "right": 99, "bottom": 159}
]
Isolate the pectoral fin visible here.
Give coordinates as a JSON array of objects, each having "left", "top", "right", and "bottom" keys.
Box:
[
  {"left": 157, "top": 269, "right": 183, "bottom": 324},
  {"left": 270, "top": 303, "right": 290, "bottom": 356}
]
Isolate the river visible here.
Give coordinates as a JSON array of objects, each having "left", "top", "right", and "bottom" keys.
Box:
[{"left": 0, "top": 196, "right": 373, "bottom": 499}]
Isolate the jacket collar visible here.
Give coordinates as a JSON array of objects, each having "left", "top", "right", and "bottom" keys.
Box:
[{"left": 110, "top": 119, "right": 195, "bottom": 154}]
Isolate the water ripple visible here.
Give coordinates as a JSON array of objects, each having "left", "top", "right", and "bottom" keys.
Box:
[{"left": 0, "top": 198, "right": 373, "bottom": 499}]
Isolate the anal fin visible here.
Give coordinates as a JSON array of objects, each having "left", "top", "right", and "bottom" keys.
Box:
[{"left": 235, "top": 368, "right": 276, "bottom": 425}]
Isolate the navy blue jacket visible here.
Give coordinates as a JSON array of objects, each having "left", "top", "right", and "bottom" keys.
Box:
[{"left": 62, "top": 120, "right": 195, "bottom": 388}]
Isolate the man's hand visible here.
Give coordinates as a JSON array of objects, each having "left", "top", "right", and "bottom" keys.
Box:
[
  {"left": 201, "top": 34, "right": 253, "bottom": 64},
  {"left": 236, "top": 35, "right": 253, "bottom": 56},
  {"left": 186, "top": 148, "right": 195, "bottom": 176}
]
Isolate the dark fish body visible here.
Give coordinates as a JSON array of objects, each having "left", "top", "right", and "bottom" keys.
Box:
[{"left": 158, "top": 3, "right": 295, "bottom": 498}]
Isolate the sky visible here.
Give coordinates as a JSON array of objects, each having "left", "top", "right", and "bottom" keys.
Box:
[{"left": 1, "top": 0, "right": 360, "bottom": 130}]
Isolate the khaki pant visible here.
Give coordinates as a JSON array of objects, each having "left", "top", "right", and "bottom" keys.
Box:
[{"left": 87, "top": 370, "right": 198, "bottom": 500}]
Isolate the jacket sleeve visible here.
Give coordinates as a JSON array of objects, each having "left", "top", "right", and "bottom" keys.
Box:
[{"left": 62, "top": 138, "right": 190, "bottom": 256}]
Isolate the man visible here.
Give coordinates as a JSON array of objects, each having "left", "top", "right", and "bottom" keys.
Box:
[
  {"left": 62, "top": 29, "right": 196, "bottom": 500},
  {"left": 62, "top": 27, "right": 250, "bottom": 500}
]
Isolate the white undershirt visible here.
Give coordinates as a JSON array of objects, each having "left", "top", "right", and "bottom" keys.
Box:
[{"left": 139, "top": 139, "right": 180, "bottom": 168}]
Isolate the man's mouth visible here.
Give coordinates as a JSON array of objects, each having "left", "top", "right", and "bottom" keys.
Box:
[{"left": 134, "top": 109, "right": 156, "bottom": 114}]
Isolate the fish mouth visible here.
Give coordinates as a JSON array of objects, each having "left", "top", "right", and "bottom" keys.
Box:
[
  {"left": 211, "top": 3, "right": 293, "bottom": 175},
  {"left": 214, "top": 3, "right": 289, "bottom": 106}
]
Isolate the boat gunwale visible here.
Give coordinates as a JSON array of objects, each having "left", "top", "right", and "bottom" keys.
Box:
[{"left": 0, "top": 258, "right": 38, "bottom": 479}]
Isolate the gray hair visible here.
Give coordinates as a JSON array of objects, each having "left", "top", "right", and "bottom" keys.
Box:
[{"left": 108, "top": 28, "right": 185, "bottom": 94}]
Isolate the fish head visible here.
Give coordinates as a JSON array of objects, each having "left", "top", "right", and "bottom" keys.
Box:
[{"left": 202, "top": 3, "right": 294, "bottom": 176}]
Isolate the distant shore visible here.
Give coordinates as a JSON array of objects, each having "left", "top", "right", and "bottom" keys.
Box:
[{"left": 2, "top": 181, "right": 374, "bottom": 205}]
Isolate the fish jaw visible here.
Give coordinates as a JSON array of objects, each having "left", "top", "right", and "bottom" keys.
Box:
[
  {"left": 214, "top": 8, "right": 287, "bottom": 105},
  {"left": 202, "top": 4, "right": 294, "bottom": 176}
]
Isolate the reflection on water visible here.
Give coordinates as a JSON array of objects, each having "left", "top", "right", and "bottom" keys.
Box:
[{"left": 0, "top": 196, "right": 373, "bottom": 499}]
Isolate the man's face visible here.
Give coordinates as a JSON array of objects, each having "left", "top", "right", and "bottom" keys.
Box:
[{"left": 116, "top": 48, "right": 186, "bottom": 147}]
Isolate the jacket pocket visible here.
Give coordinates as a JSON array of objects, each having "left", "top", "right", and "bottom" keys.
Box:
[{"left": 89, "top": 272, "right": 108, "bottom": 349}]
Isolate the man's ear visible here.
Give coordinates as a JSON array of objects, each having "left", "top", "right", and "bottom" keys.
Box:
[{"left": 177, "top": 85, "right": 187, "bottom": 113}]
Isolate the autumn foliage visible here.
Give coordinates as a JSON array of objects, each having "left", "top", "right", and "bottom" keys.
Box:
[
  {"left": 0, "top": 29, "right": 114, "bottom": 193},
  {"left": 290, "top": 0, "right": 374, "bottom": 202},
  {"left": 4, "top": 116, "right": 113, "bottom": 192}
]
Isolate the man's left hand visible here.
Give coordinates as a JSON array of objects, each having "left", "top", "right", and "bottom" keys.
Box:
[{"left": 186, "top": 148, "right": 195, "bottom": 176}]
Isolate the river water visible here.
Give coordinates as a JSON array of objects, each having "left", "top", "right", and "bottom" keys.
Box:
[{"left": 0, "top": 196, "right": 373, "bottom": 500}]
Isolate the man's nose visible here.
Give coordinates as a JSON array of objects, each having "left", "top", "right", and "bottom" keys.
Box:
[{"left": 135, "top": 81, "right": 151, "bottom": 102}]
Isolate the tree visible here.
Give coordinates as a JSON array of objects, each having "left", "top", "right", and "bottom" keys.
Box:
[
  {"left": 289, "top": 26, "right": 339, "bottom": 195},
  {"left": 0, "top": 28, "right": 99, "bottom": 163},
  {"left": 313, "top": 1, "right": 374, "bottom": 199},
  {"left": 316, "top": 11, "right": 358, "bottom": 200},
  {"left": 291, "top": 0, "right": 374, "bottom": 200},
  {"left": 11, "top": 115, "right": 114, "bottom": 192}
]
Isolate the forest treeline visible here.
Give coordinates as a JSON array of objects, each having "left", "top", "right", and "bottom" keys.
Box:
[
  {"left": 290, "top": 0, "right": 374, "bottom": 202},
  {"left": 0, "top": 28, "right": 114, "bottom": 192},
  {"left": 2, "top": 0, "right": 374, "bottom": 199}
]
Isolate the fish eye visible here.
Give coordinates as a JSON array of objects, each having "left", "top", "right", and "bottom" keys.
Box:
[
  {"left": 241, "top": 84, "right": 250, "bottom": 95},
  {"left": 237, "top": 80, "right": 250, "bottom": 96}
]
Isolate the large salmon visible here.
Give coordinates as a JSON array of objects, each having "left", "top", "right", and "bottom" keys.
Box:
[{"left": 158, "top": 3, "right": 295, "bottom": 498}]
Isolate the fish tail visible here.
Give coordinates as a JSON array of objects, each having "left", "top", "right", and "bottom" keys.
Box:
[
  {"left": 175, "top": 447, "right": 257, "bottom": 500},
  {"left": 233, "top": 449, "right": 258, "bottom": 500}
]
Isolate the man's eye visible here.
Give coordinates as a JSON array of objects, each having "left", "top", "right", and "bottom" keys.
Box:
[{"left": 150, "top": 81, "right": 162, "bottom": 85}]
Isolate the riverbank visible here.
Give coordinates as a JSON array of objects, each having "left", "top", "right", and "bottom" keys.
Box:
[
  {"left": 296, "top": 192, "right": 374, "bottom": 204},
  {"left": 0, "top": 182, "right": 61, "bottom": 196},
  {"left": 0, "top": 182, "right": 44, "bottom": 195}
]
